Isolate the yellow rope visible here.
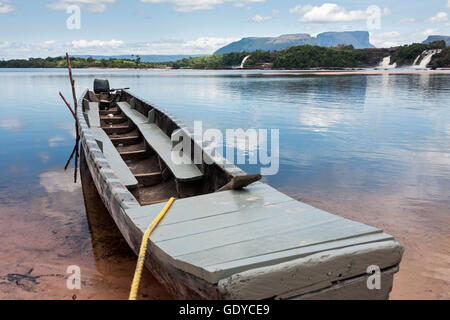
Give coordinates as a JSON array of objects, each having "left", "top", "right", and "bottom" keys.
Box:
[{"left": 129, "top": 197, "right": 176, "bottom": 300}]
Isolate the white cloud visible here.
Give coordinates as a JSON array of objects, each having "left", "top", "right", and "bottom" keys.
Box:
[
  {"left": 0, "top": 40, "right": 66, "bottom": 59},
  {"left": 272, "top": 9, "right": 279, "bottom": 15},
  {"left": 140, "top": 0, "right": 264, "bottom": 12},
  {"left": 289, "top": 5, "right": 301, "bottom": 14},
  {"left": 48, "top": 136, "right": 66, "bottom": 147},
  {"left": 146, "top": 37, "right": 239, "bottom": 54},
  {"left": 40, "top": 169, "right": 80, "bottom": 193},
  {"left": 292, "top": 3, "right": 367, "bottom": 23},
  {"left": 251, "top": 14, "right": 272, "bottom": 23},
  {"left": 398, "top": 17, "right": 416, "bottom": 24},
  {"left": 370, "top": 31, "right": 402, "bottom": 48},
  {"left": 0, "top": 37, "right": 238, "bottom": 59},
  {"left": 0, "top": 0, "right": 14, "bottom": 14},
  {"left": 0, "top": 119, "right": 23, "bottom": 131},
  {"left": 46, "top": 0, "right": 116, "bottom": 13},
  {"left": 37, "top": 152, "right": 50, "bottom": 164},
  {"left": 71, "top": 39, "right": 124, "bottom": 48},
  {"left": 428, "top": 12, "right": 448, "bottom": 23},
  {"left": 421, "top": 28, "right": 439, "bottom": 37},
  {"left": 42, "top": 40, "right": 57, "bottom": 48},
  {"left": 289, "top": 3, "right": 390, "bottom": 23},
  {"left": 447, "top": 0, "right": 450, "bottom": 9}
]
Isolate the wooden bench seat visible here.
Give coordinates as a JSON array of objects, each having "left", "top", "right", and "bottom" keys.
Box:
[
  {"left": 117, "top": 101, "right": 203, "bottom": 182},
  {"left": 116, "top": 101, "right": 149, "bottom": 124},
  {"left": 90, "top": 128, "right": 138, "bottom": 189},
  {"left": 84, "top": 102, "right": 101, "bottom": 127},
  {"left": 139, "top": 123, "right": 203, "bottom": 182}
]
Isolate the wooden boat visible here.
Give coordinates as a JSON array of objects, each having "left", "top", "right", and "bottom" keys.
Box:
[{"left": 77, "top": 79, "right": 404, "bottom": 299}]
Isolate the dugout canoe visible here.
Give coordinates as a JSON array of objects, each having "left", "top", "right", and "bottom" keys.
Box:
[{"left": 76, "top": 79, "right": 404, "bottom": 299}]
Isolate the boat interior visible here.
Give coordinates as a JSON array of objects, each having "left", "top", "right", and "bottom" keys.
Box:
[{"left": 82, "top": 84, "right": 260, "bottom": 206}]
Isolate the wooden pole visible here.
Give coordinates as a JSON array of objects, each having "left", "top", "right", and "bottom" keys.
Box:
[
  {"left": 66, "top": 52, "right": 78, "bottom": 114},
  {"left": 64, "top": 52, "right": 80, "bottom": 183},
  {"left": 59, "top": 92, "right": 76, "bottom": 119}
]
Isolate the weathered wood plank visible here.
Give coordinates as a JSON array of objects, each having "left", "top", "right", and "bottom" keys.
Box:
[
  {"left": 90, "top": 128, "right": 138, "bottom": 189},
  {"left": 117, "top": 101, "right": 149, "bottom": 124},
  {"left": 135, "top": 172, "right": 163, "bottom": 187},
  {"left": 84, "top": 102, "right": 100, "bottom": 127},
  {"left": 216, "top": 241, "right": 403, "bottom": 300},
  {"left": 139, "top": 123, "right": 203, "bottom": 182},
  {"left": 163, "top": 233, "right": 393, "bottom": 284},
  {"left": 206, "top": 232, "right": 393, "bottom": 275},
  {"left": 149, "top": 201, "right": 321, "bottom": 242},
  {"left": 288, "top": 266, "right": 399, "bottom": 300},
  {"left": 150, "top": 201, "right": 327, "bottom": 246},
  {"left": 173, "top": 219, "right": 380, "bottom": 268},
  {"left": 126, "top": 182, "right": 292, "bottom": 226}
]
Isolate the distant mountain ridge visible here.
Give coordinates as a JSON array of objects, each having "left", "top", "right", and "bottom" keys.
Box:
[
  {"left": 215, "top": 31, "right": 374, "bottom": 54},
  {"left": 422, "top": 35, "right": 450, "bottom": 46},
  {"left": 73, "top": 54, "right": 207, "bottom": 63}
]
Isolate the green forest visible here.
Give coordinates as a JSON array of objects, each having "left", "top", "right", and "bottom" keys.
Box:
[
  {"left": 391, "top": 41, "right": 447, "bottom": 65},
  {"left": 0, "top": 56, "right": 157, "bottom": 69}
]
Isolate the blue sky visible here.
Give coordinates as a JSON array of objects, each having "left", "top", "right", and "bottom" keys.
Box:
[{"left": 0, "top": 0, "right": 449, "bottom": 58}]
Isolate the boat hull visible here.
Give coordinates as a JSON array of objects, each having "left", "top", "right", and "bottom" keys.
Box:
[{"left": 77, "top": 88, "right": 404, "bottom": 300}]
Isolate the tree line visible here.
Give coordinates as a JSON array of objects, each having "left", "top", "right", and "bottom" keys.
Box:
[{"left": 0, "top": 56, "right": 157, "bottom": 69}]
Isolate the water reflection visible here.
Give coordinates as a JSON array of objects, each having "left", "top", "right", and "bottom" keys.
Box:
[{"left": 0, "top": 69, "right": 448, "bottom": 299}]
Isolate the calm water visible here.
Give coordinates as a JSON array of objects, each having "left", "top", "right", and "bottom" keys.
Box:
[{"left": 0, "top": 69, "right": 448, "bottom": 299}]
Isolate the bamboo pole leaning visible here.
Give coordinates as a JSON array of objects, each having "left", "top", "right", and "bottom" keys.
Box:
[{"left": 59, "top": 52, "right": 80, "bottom": 183}]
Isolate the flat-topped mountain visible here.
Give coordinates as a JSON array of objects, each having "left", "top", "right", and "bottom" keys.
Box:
[
  {"left": 215, "top": 34, "right": 315, "bottom": 54},
  {"left": 215, "top": 31, "right": 374, "bottom": 54},
  {"left": 317, "top": 31, "right": 374, "bottom": 49},
  {"left": 422, "top": 35, "right": 450, "bottom": 46}
]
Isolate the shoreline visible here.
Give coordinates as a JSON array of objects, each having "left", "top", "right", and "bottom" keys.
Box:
[{"left": 2, "top": 67, "right": 450, "bottom": 75}]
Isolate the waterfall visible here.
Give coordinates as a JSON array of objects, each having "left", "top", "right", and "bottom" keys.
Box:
[
  {"left": 412, "top": 55, "right": 421, "bottom": 66},
  {"left": 418, "top": 49, "right": 441, "bottom": 68},
  {"left": 412, "top": 49, "right": 442, "bottom": 68},
  {"left": 378, "top": 56, "right": 397, "bottom": 69},
  {"left": 240, "top": 55, "right": 251, "bottom": 69}
]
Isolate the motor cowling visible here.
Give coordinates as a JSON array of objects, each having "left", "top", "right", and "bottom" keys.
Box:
[{"left": 94, "top": 79, "right": 110, "bottom": 94}]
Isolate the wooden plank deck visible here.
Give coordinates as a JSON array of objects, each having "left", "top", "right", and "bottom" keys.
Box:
[{"left": 125, "top": 182, "right": 397, "bottom": 284}]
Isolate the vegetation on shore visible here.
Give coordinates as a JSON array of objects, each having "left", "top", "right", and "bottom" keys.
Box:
[
  {"left": 433, "top": 46, "right": 450, "bottom": 68},
  {"left": 0, "top": 56, "right": 158, "bottom": 69},
  {"left": 391, "top": 40, "right": 447, "bottom": 65},
  {"left": 0, "top": 41, "right": 448, "bottom": 69},
  {"left": 167, "top": 45, "right": 370, "bottom": 69}
]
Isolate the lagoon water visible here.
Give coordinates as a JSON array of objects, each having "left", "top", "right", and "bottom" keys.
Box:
[{"left": 0, "top": 69, "right": 449, "bottom": 299}]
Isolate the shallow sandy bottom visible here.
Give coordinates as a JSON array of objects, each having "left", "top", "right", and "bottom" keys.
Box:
[{"left": 0, "top": 170, "right": 170, "bottom": 300}]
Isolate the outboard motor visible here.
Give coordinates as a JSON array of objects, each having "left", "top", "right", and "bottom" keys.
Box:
[{"left": 94, "top": 79, "right": 110, "bottom": 94}]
